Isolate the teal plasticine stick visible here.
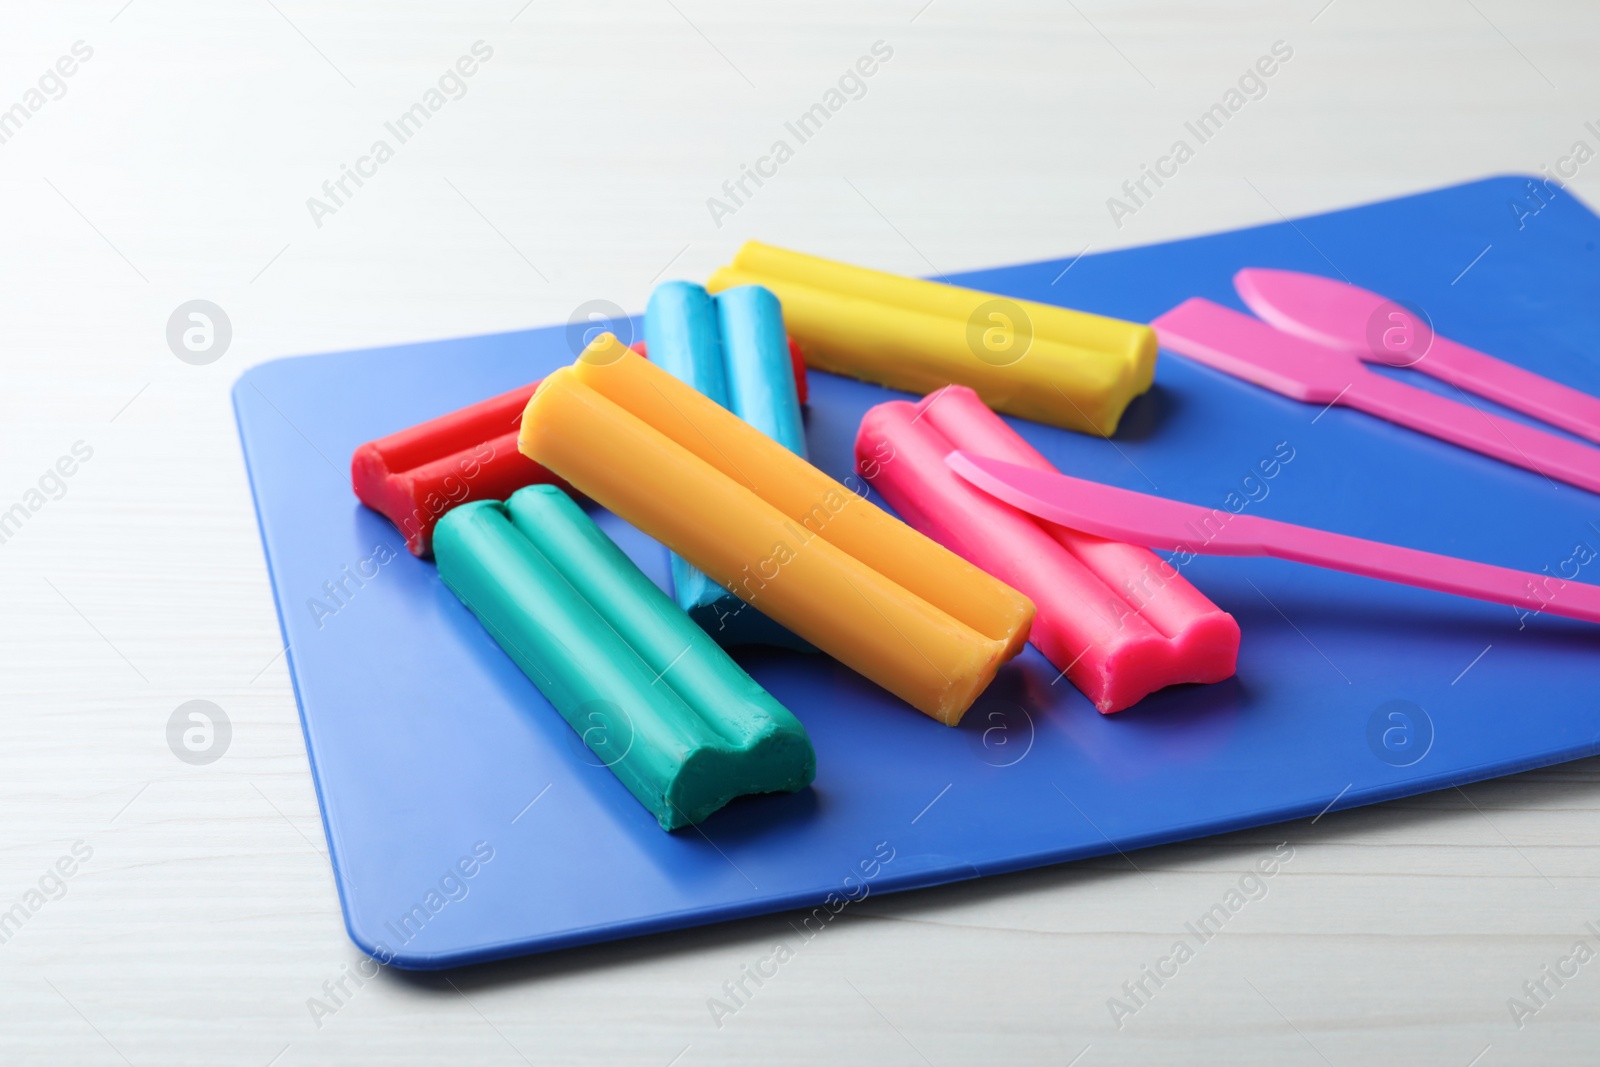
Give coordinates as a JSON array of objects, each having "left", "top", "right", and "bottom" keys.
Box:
[{"left": 434, "top": 486, "right": 815, "bottom": 830}]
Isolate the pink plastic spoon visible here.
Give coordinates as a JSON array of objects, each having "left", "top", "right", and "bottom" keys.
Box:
[
  {"left": 1153, "top": 297, "right": 1600, "bottom": 496},
  {"left": 1235, "top": 267, "right": 1600, "bottom": 445},
  {"left": 945, "top": 451, "right": 1600, "bottom": 625}
]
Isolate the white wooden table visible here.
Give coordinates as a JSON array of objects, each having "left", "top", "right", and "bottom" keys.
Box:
[{"left": 1, "top": 1, "right": 1596, "bottom": 1063}]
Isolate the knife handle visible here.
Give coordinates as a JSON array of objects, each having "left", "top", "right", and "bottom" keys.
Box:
[
  {"left": 948, "top": 450, "right": 1600, "bottom": 627},
  {"left": 1240, "top": 511, "right": 1600, "bottom": 625},
  {"left": 1415, "top": 336, "right": 1600, "bottom": 446},
  {"left": 1343, "top": 372, "right": 1600, "bottom": 496}
]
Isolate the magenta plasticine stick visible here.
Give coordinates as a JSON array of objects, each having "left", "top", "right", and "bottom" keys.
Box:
[{"left": 855, "top": 385, "right": 1239, "bottom": 713}]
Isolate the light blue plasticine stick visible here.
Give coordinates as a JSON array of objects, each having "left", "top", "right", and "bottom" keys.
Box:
[
  {"left": 642, "top": 281, "right": 812, "bottom": 649},
  {"left": 717, "top": 284, "right": 808, "bottom": 460}
]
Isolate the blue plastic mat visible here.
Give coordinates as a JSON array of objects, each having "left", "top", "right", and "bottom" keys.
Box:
[{"left": 234, "top": 176, "right": 1600, "bottom": 969}]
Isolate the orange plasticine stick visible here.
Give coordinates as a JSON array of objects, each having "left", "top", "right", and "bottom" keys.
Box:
[{"left": 518, "top": 336, "right": 1034, "bottom": 725}]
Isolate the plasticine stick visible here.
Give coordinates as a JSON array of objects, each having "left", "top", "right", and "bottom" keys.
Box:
[
  {"left": 729, "top": 240, "right": 1156, "bottom": 391},
  {"left": 708, "top": 241, "right": 1157, "bottom": 434},
  {"left": 856, "top": 385, "right": 1239, "bottom": 713},
  {"left": 435, "top": 486, "right": 816, "bottom": 830},
  {"left": 716, "top": 286, "right": 808, "bottom": 457},
  {"left": 644, "top": 282, "right": 811, "bottom": 648},
  {"left": 708, "top": 267, "right": 1138, "bottom": 435},
  {"left": 351, "top": 381, "right": 565, "bottom": 557},
  {"left": 518, "top": 337, "right": 1034, "bottom": 725}
]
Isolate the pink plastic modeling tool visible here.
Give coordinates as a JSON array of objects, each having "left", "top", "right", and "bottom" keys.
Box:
[
  {"left": 1235, "top": 267, "right": 1600, "bottom": 445},
  {"left": 945, "top": 452, "right": 1600, "bottom": 625},
  {"left": 1152, "top": 297, "right": 1600, "bottom": 496}
]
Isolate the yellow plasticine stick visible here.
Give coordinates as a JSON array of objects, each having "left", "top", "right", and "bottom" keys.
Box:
[
  {"left": 729, "top": 240, "right": 1157, "bottom": 393},
  {"left": 708, "top": 267, "right": 1136, "bottom": 436},
  {"left": 519, "top": 337, "right": 1035, "bottom": 725}
]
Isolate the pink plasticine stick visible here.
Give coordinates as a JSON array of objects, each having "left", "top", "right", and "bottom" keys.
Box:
[{"left": 855, "top": 385, "right": 1240, "bottom": 714}]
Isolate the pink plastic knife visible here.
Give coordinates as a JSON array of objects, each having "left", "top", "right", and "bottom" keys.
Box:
[
  {"left": 1235, "top": 267, "right": 1600, "bottom": 445},
  {"left": 1152, "top": 297, "right": 1600, "bottom": 496},
  {"left": 944, "top": 451, "right": 1600, "bottom": 625}
]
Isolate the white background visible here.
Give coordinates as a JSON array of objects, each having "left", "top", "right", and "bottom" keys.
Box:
[{"left": 1, "top": 1, "right": 1598, "bottom": 1064}]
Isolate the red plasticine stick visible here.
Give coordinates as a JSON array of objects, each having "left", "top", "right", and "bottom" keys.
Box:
[
  {"left": 855, "top": 385, "right": 1239, "bottom": 713},
  {"left": 351, "top": 381, "right": 569, "bottom": 557},
  {"left": 353, "top": 338, "right": 807, "bottom": 556}
]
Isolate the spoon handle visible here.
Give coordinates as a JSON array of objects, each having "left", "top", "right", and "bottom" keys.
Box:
[
  {"left": 1344, "top": 372, "right": 1600, "bottom": 495},
  {"left": 1415, "top": 335, "right": 1600, "bottom": 446}
]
